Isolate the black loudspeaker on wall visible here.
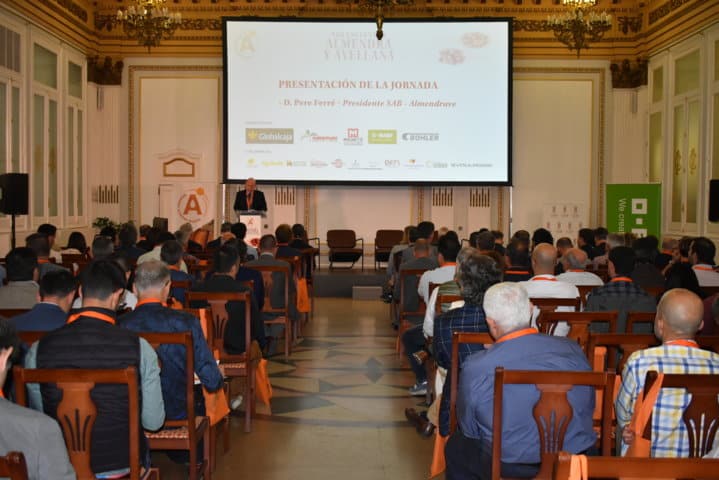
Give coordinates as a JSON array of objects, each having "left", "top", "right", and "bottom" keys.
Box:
[
  {"left": 0, "top": 173, "right": 29, "bottom": 215},
  {"left": 710, "top": 179, "right": 719, "bottom": 223}
]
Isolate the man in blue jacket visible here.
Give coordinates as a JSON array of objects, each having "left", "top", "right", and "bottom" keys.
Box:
[{"left": 11, "top": 270, "right": 77, "bottom": 332}]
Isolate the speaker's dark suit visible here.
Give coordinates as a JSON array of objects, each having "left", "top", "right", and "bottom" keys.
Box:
[{"left": 233, "top": 189, "right": 267, "bottom": 212}]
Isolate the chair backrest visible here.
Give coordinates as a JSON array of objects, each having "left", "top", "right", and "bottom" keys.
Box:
[
  {"left": 375, "top": 229, "right": 403, "bottom": 249},
  {"left": 277, "top": 256, "right": 301, "bottom": 279},
  {"left": 136, "top": 332, "right": 197, "bottom": 434},
  {"left": 576, "top": 285, "right": 598, "bottom": 308},
  {"left": 643, "top": 370, "right": 719, "bottom": 457},
  {"left": 0, "top": 308, "right": 30, "bottom": 319},
  {"left": 327, "top": 229, "right": 357, "bottom": 248},
  {"left": 399, "top": 268, "right": 429, "bottom": 316},
  {"left": 190, "top": 229, "right": 210, "bottom": 250},
  {"left": 492, "top": 367, "right": 615, "bottom": 480},
  {"left": 537, "top": 311, "right": 618, "bottom": 349},
  {"left": 392, "top": 249, "right": 403, "bottom": 274},
  {"left": 0, "top": 452, "right": 29, "bottom": 480},
  {"left": 13, "top": 366, "right": 142, "bottom": 480},
  {"left": 587, "top": 333, "right": 659, "bottom": 373},
  {"left": 449, "top": 332, "right": 494, "bottom": 434},
  {"left": 247, "top": 264, "right": 290, "bottom": 316},
  {"left": 60, "top": 253, "right": 87, "bottom": 264},
  {"left": 183, "top": 307, "right": 214, "bottom": 351},
  {"left": 185, "top": 291, "right": 252, "bottom": 356},
  {"left": 553, "top": 451, "right": 719, "bottom": 480},
  {"left": 626, "top": 311, "right": 656, "bottom": 333},
  {"left": 703, "top": 286, "right": 719, "bottom": 298},
  {"left": 436, "top": 294, "right": 463, "bottom": 314},
  {"left": 697, "top": 335, "right": 719, "bottom": 353},
  {"left": 17, "top": 330, "right": 47, "bottom": 346},
  {"left": 530, "top": 297, "right": 581, "bottom": 313},
  {"left": 643, "top": 286, "right": 665, "bottom": 300}
]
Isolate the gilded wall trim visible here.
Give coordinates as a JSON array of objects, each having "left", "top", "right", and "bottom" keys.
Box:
[
  {"left": 40, "top": 0, "right": 88, "bottom": 22},
  {"left": 649, "top": 0, "right": 692, "bottom": 25}
]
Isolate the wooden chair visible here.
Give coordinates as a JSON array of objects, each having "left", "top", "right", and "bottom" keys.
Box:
[
  {"left": 185, "top": 291, "right": 257, "bottom": 432},
  {"left": 643, "top": 285, "right": 665, "bottom": 300},
  {"left": 577, "top": 285, "right": 598, "bottom": 308},
  {"left": 436, "top": 293, "right": 463, "bottom": 314},
  {"left": 625, "top": 311, "right": 656, "bottom": 333},
  {"left": 374, "top": 229, "right": 403, "bottom": 269},
  {"left": 326, "top": 229, "right": 364, "bottom": 270},
  {"left": 697, "top": 335, "right": 719, "bottom": 353},
  {"left": 13, "top": 366, "right": 158, "bottom": 480},
  {"left": 0, "top": 308, "right": 30, "bottom": 319},
  {"left": 702, "top": 285, "right": 719, "bottom": 298},
  {"left": 491, "top": 367, "right": 615, "bottom": 480},
  {"left": 138, "top": 332, "right": 210, "bottom": 480},
  {"left": 0, "top": 452, "right": 29, "bottom": 480},
  {"left": 246, "top": 264, "right": 293, "bottom": 359},
  {"left": 553, "top": 451, "right": 719, "bottom": 480},
  {"left": 396, "top": 268, "right": 430, "bottom": 361},
  {"left": 587, "top": 333, "right": 659, "bottom": 374},
  {"left": 188, "top": 262, "right": 212, "bottom": 281},
  {"left": 17, "top": 331, "right": 47, "bottom": 346},
  {"left": 169, "top": 279, "right": 192, "bottom": 307},
  {"left": 190, "top": 229, "right": 210, "bottom": 251},
  {"left": 536, "top": 311, "right": 618, "bottom": 350},
  {"left": 642, "top": 370, "right": 719, "bottom": 457},
  {"left": 530, "top": 297, "right": 581, "bottom": 330},
  {"left": 277, "top": 255, "right": 305, "bottom": 338},
  {"left": 60, "top": 253, "right": 88, "bottom": 264},
  {"left": 449, "top": 332, "right": 494, "bottom": 434}
]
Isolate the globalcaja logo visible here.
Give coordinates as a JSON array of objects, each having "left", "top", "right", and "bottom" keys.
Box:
[
  {"left": 402, "top": 133, "right": 439, "bottom": 142},
  {"left": 368, "top": 129, "right": 397, "bottom": 144},
  {"left": 246, "top": 128, "right": 294, "bottom": 144},
  {"left": 300, "top": 130, "right": 338, "bottom": 143},
  {"left": 246, "top": 158, "right": 257, "bottom": 167},
  {"left": 343, "top": 128, "right": 363, "bottom": 146}
]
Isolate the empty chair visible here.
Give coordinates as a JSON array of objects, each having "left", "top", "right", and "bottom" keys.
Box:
[
  {"left": 374, "top": 229, "right": 403, "bottom": 269},
  {"left": 326, "top": 229, "right": 364, "bottom": 270}
]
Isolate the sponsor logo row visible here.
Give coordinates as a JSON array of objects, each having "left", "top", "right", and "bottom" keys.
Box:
[
  {"left": 245, "top": 128, "right": 439, "bottom": 145},
  {"left": 244, "top": 157, "right": 451, "bottom": 169}
]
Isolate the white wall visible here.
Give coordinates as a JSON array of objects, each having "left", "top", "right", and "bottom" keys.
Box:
[{"left": 608, "top": 87, "right": 648, "bottom": 184}]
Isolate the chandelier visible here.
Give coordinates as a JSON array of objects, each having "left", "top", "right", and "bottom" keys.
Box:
[
  {"left": 548, "top": 0, "right": 612, "bottom": 58},
  {"left": 338, "top": 0, "right": 414, "bottom": 40},
  {"left": 116, "top": 0, "right": 181, "bottom": 51}
]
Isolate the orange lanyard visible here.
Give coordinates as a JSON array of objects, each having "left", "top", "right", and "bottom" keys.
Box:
[
  {"left": 611, "top": 276, "right": 633, "bottom": 283},
  {"left": 67, "top": 310, "right": 116, "bottom": 325},
  {"left": 693, "top": 265, "right": 715, "bottom": 272},
  {"left": 168, "top": 265, "right": 180, "bottom": 272},
  {"left": 567, "top": 269, "right": 585, "bottom": 273},
  {"left": 665, "top": 339, "right": 699, "bottom": 348},
  {"left": 136, "top": 298, "right": 167, "bottom": 308},
  {"left": 507, "top": 270, "right": 530, "bottom": 275},
  {"left": 496, "top": 328, "right": 538, "bottom": 344},
  {"left": 532, "top": 276, "right": 557, "bottom": 282}
]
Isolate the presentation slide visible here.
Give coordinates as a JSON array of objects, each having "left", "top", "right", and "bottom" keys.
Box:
[{"left": 223, "top": 18, "right": 512, "bottom": 185}]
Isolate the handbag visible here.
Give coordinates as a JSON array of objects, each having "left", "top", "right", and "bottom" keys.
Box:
[{"left": 296, "top": 277, "right": 311, "bottom": 313}]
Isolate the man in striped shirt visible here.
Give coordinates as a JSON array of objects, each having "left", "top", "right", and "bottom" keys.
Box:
[{"left": 616, "top": 288, "right": 719, "bottom": 457}]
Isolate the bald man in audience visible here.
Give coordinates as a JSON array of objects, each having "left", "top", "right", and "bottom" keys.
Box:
[
  {"left": 556, "top": 248, "right": 604, "bottom": 287},
  {"left": 518, "top": 243, "right": 579, "bottom": 336},
  {"left": 616, "top": 289, "right": 719, "bottom": 457},
  {"left": 446, "top": 282, "right": 595, "bottom": 480}
]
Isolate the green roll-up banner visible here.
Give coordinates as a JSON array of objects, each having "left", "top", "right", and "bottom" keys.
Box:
[{"left": 605, "top": 184, "right": 661, "bottom": 238}]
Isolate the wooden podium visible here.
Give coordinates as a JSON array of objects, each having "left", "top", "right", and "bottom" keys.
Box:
[{"left": 237, "top": 210, "right": 265, "bottom": 248}]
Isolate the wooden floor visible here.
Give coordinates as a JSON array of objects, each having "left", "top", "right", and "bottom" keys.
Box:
[{"left": 153, "top": 297, "right": 436, "bottom": 479}]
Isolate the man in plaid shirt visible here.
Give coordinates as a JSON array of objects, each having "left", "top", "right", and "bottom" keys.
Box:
[{"left": 616, "top": 288, "right": 719, "bottom": 457}]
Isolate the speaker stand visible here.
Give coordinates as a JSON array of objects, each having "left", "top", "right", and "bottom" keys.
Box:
[{"left": 10, "top": 214, "right": 16, "bottom": 249}]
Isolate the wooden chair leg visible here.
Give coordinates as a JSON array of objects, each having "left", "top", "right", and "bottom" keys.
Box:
[
  {"left": 210, "top": 424, "right": 217, "bottom": 473},
  {"left": 189, "top": 439, "right": 198, "bottom": 480},
  {"left": 223, "top": 382, "right": 232, "bottom": 449},
  {"left": 203, "top": 424, "right": 211, "bottom": 480},
  {"left": 244, "top": 366, "right": 253, "bottom": 433}
]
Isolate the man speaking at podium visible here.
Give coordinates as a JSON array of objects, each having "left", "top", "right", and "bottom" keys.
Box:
[{"left": 234, "top": 178, "right": 267, "bottom": 214}]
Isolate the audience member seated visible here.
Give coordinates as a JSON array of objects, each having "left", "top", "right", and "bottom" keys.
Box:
[
  {"left": 71, "top": 253, "right": 137, "bottom": 311},
  {"left": 690, "top": 237, "right": 719, "bottom": 287},
  {"left": 136, "top": 225, "right": 157, "bottom": 252},
  {"left": 423, "top": 248, "right": 473, "bottom": 342},
  {"left": 403, "top": 234, "right": 460, "bottom": 396},
  {"left": 231, "top": 222, "right": 258, "bottom": 260},
  {"left": 446, "top": 282, "right": 595, "bottom": 480},
  {"left": 117, "top": 224, "right": 146, "bottom": 260},
  {"left": 531, "top": 228, "right": 554, "bottom": 251},
  {"left": 25, "top": 259, "right": 165, "bottom": 476},
  {"left": 25, "top": 233, "right": 68, "bottom": 279},
  {"left": 275, "top": 223, "right": 302, "bottom": 259},
  {"left": 616, "top": 289, "right": 719, "bottom": 457},
  {"left": 503, "top": 238, "right": 532, "bottom": 282},
  {"left": 230, "top": 240, "right": 264, "bottom": 311},
  {"left": 432, "top": 252, "right": 502, "bottom": 438},
  {"left": 631, "top": 236, "right": 665, "bottom": 290},
  {"left": 556, "top": 248, "right": 604, "bottom": 286},
  {"left": 290, "top": 223, "right": 315, "bottom": 278},
  {"left": 578, "top": 227, "right": 600, "bottom": 260},
  {"left": 138, "top": 231, "right": 187, "bottom": 272},
  {"left": 401, "top": 221, "right": 437, "bottom": 264},
  {"left": 519, "top": 243, "right": 579, "bottom": 336},
  {"left": 99, "top": 226, "right": 118, "bottom": 248},
  {"left": 474, "top": 231, "right": 504, "bottom": 270},
  {"left": 656, "top": 237, "right": 678, "bottom": 271},
  {"left": 60, "top": 231, "right": 88, "bottom": 257},
  {"left": 385, "top": 226, "right": 421, "bottom": 299},
  {"left": 11, "top": 270, "right": 76, "bottom": 332},
  {"left": 393, "top": 239, "right": 437, "bottom": 328},
  {"left": 585, "top": 246, "right": 657, "bottom": 333},
  {"left": 594, "top": 227, "right": 609, "bottom": 257},
  {"left": 491, "top": 230, "right": 505, "bottom": 256},
  {"left": 206, "top": 222, "right": 233, "bottom": 251},
  {"left": 554, "top": 237, "right": 574, "bottom": 275},
  {"left": 90, "top": 235, "right": 116, "bottom": 260},
  {"left": 664, "top": 261, "right": 703, "bottom": 298},
  {"left": 593, "top": 232, "right": 625, "bottom": 267},
  {"left": 36, "top": 223, "right": 61, "bottom": 262},
  {"left": 0, "top": 248, "right": 40, "bottom": 309},
  {"left": 385, "top": 225, "right": 413, "bottom": 281},
  {"left": 246, "top": 235, "right": 297, "bottom": 345},
  {"left": 178, "top": 222, "right": 203, "bottom": 253},
  {"left": 0, "top": 318, "right": 76, "bottom": 480},
  {"left": 121, "top": 261, "right": 223, "bottom": 421},
  {"left": 192, "top": 245, "right": 266, "bottom": 354},
  {"left": 161, "top": 240, "right": 195, "bottom": 305}
]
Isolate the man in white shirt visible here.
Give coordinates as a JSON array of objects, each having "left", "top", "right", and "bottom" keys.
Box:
[
  {"left": 557, "top": 248, "right": 604, "bottom": 287},
  {"left": 519, "top": 243, "right": 579, "bottom": 336},
  {"left": 417, "top": 234, "right": 461, "bottom": 304},
  {"left": 690, "top": 237, "right": 719, "bottom": 287}
]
